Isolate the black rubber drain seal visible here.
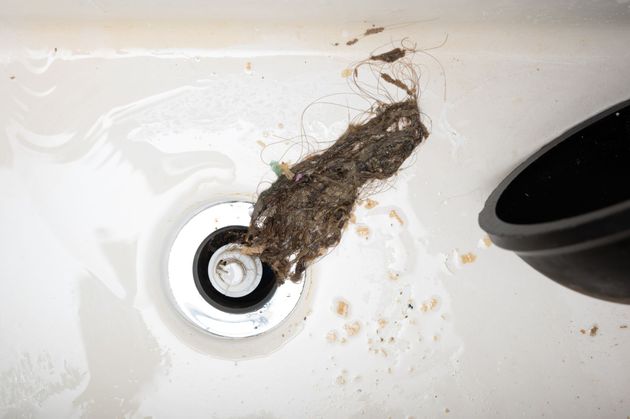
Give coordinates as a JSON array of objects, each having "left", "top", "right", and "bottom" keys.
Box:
[{"left": 193, "top": 226, "right": 277, "bottom": 314}]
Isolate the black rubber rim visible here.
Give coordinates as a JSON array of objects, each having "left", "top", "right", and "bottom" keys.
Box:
[
  {"left": 479, "top": 98, "right": 630, "bottom": 253},
  {"left": 193, "top": 225, "right": 277, "bottom": 314}
]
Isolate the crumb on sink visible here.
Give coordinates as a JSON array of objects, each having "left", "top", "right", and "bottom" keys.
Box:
[
  {"left": 389, "top": 209, "right": 404, "bottom": 225},
  {"left": 580, "top": 325, "right": 599, "bottom": 336},
  {"left": 356, "top": 225, "right": 370, "bottom": 239},
  {"left": 344, "top": 321, "right": 361, "bottom": 336},
  {"left": 420, "top": 297, "right": 439, "bottom": 313},
  {"left": 364, "top": 27, "right": 385, "bottom": 36},
  {"left": 363, "top": 198, "right": 379, "bottom": 209},
  {"left": 460, "top": 252, "right": 477, "bottom": 264},
  {"left": 334, "top": 299, "right": 349, "bottom": 318},
  {"left": 479, "top": 235, "right": 493, "bottom": 248}
]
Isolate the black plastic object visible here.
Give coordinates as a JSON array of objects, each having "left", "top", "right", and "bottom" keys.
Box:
[
  {"left": 479, "top": 99, "right": 630, "bottom": 304},
  {"left": 193, "top": 226, "right": 277, "bottom": 313}
]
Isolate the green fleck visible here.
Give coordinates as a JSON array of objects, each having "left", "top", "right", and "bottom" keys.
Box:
[{"left": 270, "top": 160, "right": 282, "bottom": 177}]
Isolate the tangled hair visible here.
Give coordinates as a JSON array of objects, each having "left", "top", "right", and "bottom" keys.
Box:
[{"left": 244, "top": 45, "right": 430, "bottom": 282}]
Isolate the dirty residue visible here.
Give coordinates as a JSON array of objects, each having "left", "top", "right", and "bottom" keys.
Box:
[
  {"left": 344, "top": 321, "right": 361, "bottom": 337},
  {"left": 381, "top": 73, "right": 415, "bottom": 96},
  {"left": 460, "top": 252, "right": 477, "bottom": 264},
  {"left": 326, "top": 330, "right": 338, "bottom": 343},
  {"left": 278, "top": 162, "right": 294, "bottom": 180},
  {"left": 356, "top": 225, "right": 370, "bottom": 239},
  {"left": 389, "top": 209, "right": 404, "bottom": 225},
  {"left": 364, "top": 27, "right": 385, "bottom": 36},
  {"left": 388, "top": 272, "right": 400, "bottom": 281},
  {"left": 244, "top": 61, "right": 252, "bottom": 73},
  {"left": 256, "top": 140, "right": 266, "bottom": 148},
  {"left": 344, "top": 26, "right": 385, "bottom": 46},
  {"left": 363, "top": 198, "right": 379, "bottom": 209},
  {"left": 334, "top": 299, "right": 350, "bottom": 318},
  {"left": 478, "top": 235, "right": 493, "bottom": 248},
  {"left": 335, "top": 370, "right": 348, "bottom": 385},
  {"left": 371, "top": 48, "right": 406, "bottom": 63},
  {"left": 420, "top": 297, "right": 440, "bottom": 313},
  {"left": 580, "top": 325, "right": 599, "bottom": 336},
  {"left": 341, "top": 68, "right": 353, "bottom": 78}
]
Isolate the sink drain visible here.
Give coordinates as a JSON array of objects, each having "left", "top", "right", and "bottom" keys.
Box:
[
  {"left": 167, "top": 201, "right": 305, "bottom": 338},
  {"left": 194, "top": 225, "right": 276, "bottom": 313}
]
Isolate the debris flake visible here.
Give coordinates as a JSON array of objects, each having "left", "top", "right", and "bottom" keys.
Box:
[
  {"left": 364, "top": 27, "right": 385, "bottom": 36},
  {"left": 363, "top": 198, "right": 379, "bottom": 209},
  {"left": 389, "top": 209, "right": 404, "bottom": 225},
  {"left": 344, "top": 321, "right": 361, "bottom": 336},
  {"left": 460, "top": 252, "right": 477, "bottom": 264},
  {"left": 335, "top": 299, "right": 349, "bottom": 318},
  {"left": 356, "top": 225, "right": 370, "bottom": 238}
]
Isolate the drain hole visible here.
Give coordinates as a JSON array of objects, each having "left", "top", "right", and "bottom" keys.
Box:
[{"left": 193, "top": 226, "right": 277, "bottom": 314}]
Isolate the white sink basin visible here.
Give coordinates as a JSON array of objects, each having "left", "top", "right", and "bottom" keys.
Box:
[{"left": 1, "top": 1, "right": 630, "bottom": 417}]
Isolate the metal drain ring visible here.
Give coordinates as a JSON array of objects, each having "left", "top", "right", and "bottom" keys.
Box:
[{"left": 166, "top": 201, "right": 305, "bottom": 338}]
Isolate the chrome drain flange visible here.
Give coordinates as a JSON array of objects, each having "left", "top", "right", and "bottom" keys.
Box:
[{"left": 167, "top": 201, "right": 305, "bottom": 338}]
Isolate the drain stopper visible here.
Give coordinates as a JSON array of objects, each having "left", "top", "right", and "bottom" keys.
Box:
[{"left": 208, "top": 245, "right": 262, "bottom": 298}]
